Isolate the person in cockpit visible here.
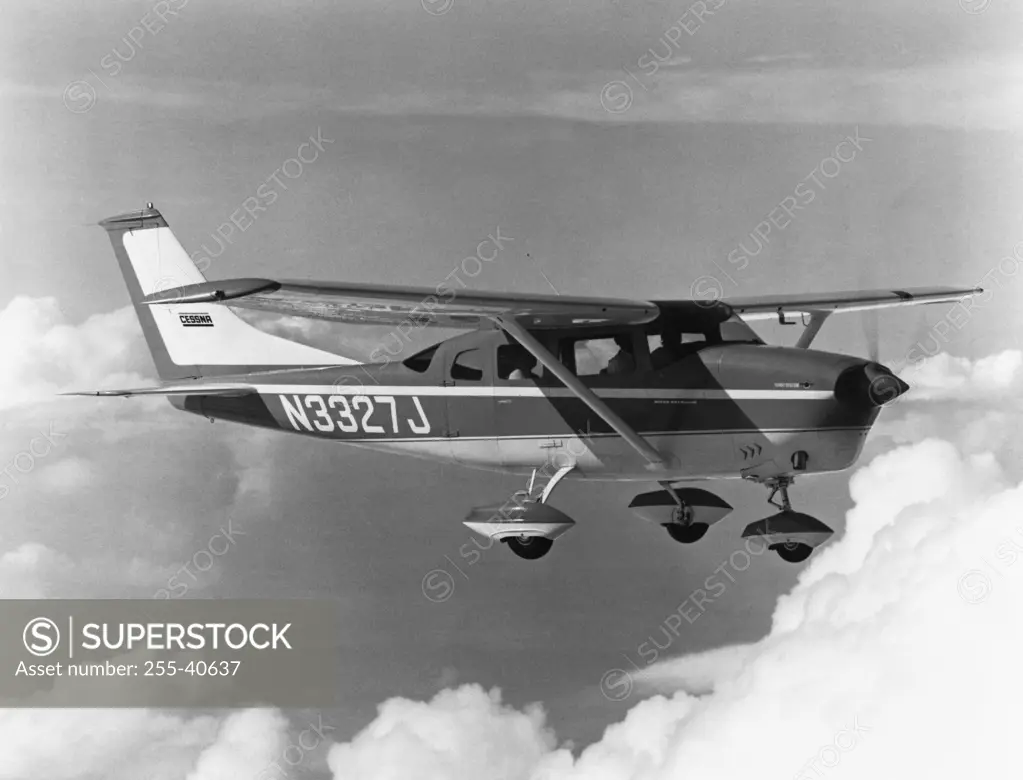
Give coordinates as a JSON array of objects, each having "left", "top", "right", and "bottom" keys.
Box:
[
  {"left": 605, "top": 334, "right": 636, "bottom": 376},
  {"left": 506, "top": 349, "right": 538, "bottom": 380},
  {"left": 651, "top": 326, "right": 684, "bottom": 370}
]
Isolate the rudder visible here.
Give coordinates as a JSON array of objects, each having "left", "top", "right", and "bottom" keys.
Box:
[{"left": 100, "top": 204, "right": 354, "bottom": 381}]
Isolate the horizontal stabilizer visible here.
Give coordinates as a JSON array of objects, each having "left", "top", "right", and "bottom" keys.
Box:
[{"left": 61, "top": 383, "right": 255, "bottom": 398}]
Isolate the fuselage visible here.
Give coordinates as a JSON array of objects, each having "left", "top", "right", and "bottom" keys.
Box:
[{"left": 173, "top": 326, "right": 883, "bottom": 483}]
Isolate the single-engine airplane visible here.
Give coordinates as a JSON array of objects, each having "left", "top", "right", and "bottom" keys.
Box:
[{"left": 74, "top": 205, "right": 982, "bottom": 563}]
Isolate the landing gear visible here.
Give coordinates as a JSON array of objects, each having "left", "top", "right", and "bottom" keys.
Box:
[
  {"left": 464, "top": 464, "right": 576, "bottom": 561},
  {"left": 765, "top": 476, "right": 794, "bottom": 512},
  {"left": 659, "top": 482, "right": 710, "bottom": 544},
  {"left": 504, "top": 535, "right": 555, "bottom": 560},
  {"left": 740, "top": 476, "right": 834, "bottom": 564}
]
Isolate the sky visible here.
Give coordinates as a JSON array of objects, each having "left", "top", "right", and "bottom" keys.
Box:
[{"left": 1, "top": 0, "right": 1022, "bottom": 777}]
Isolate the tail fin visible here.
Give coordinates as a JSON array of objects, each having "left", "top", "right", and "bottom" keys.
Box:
[{"left": 100, "top": 205, "right": 355, "bottom": 381}]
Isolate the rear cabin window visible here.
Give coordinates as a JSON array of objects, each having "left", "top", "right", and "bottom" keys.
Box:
[{"left": 403, "top": 344, "right": 439, "bottom": 373}]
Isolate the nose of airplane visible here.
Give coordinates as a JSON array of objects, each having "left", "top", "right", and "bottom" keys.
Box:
[{"left": 835, "top": 362, "right": 910, "bottom": 408}]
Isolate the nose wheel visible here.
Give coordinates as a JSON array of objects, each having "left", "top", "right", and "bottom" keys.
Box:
[{"left": 751, "top": 476, "right": 824, "bottom": 563}]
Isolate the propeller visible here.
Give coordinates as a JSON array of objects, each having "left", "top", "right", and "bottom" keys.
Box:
[
  {"left": 858, "top": 268, "right": 881, "bottom": 363},
  {"left": 862, "top": 306, "right": 880, "bottom": 363}
]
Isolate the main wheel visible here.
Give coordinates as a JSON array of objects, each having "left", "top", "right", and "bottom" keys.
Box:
[
  {"left": 773, "top": 542, "right": 813, "bottom": 563},
  {"left": 664, "top": 522, "right": 709, "bottom": 544},
  {"left": 504, "top": 535, "right": 554, "bottom": 560}
]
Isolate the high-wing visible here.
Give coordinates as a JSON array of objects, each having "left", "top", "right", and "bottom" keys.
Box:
[
  {"left": 720, "top": 286, "right": 982, "bottom": 320},
  {"left": 141, "top": 278, "right": 981, "bottom": 329},
  {"left": 141, "top": 278, "right": 659, "bottom": 329}
]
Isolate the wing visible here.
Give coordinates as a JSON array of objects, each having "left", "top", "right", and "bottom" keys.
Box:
[
  {"left": 717, "top": 286, "right": 981, "bottom": 320},
  {"left": 140, "top": 278, "right": 658, "bottom": 329},
  {"left": 143, "top": 278, "right": 980, "bottom": 329}
]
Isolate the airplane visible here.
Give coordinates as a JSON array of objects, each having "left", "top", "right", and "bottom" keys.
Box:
[{"left": 72, "top": 204, "right": 982, "bottom": 564}]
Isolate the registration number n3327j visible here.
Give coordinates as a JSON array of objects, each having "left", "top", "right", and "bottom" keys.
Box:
[{"left": 279, "top": 394, "right": 431, "bottom": 436}]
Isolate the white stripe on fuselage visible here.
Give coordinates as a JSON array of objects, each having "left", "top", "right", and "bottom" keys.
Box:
[{"left": 253, "top": 385, "right": 834, "bottom": 400}]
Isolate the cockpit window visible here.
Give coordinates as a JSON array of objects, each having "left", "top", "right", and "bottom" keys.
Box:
[
  {"left": 572, "top": 334, "right": 637, "bottom": 377},
  {"left": 403, "top": 344, "right": 439, "bottom": 373},
  {"left": 648, "top": 331, "right": 707, "bottom": 369},
  {"left": 719, "top": 314, "right": 764, "bottom": 344}
]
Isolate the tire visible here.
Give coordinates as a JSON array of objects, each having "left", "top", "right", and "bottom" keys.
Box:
[
  {"left": 773, "top": 542, "right": 813, "bottom": 563},
  {"left": 664, "top": 522, "right": 709, "bottom": 544},
  {"left": 505, "top": 536, "right": 554, "bottom": 560}
]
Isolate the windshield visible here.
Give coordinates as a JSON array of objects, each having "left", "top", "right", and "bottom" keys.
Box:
[{"left": 718, "top": 313, "right": 764, "bottom": 344}]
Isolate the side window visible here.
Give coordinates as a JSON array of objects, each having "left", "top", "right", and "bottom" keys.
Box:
[
  {"left": 574, "top": 334, "right": 636, "bottom": 377},
  {"left": 497, "top": 345, "right": 538, "bottom": 381},
  {"left": 451, "top": 348, "right": 484, "bottom": 381},
  {"left": 650, "top": 329, "right": 708, "bottom": 369},
  {"left": 403, "top": 344, "right": 439, "bottom": 373}
]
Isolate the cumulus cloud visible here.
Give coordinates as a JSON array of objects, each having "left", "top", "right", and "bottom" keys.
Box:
[
  {"left": 0, "top": 295, "right": 334, "bottom": 779},
  {"left": 632, "top": 642, "right": 757, "bottom": 696},
  {"left": 0, "top": 706, "right": 300, "bottom": 780},
  {"left": 185, "top": 709, "right": 290, "bottom": 780},
  {"left": 35, "top": 455, "right": 95, "bottom": 493},
  {"left": 0, "top": 297, "right": 150, "bottom": 409},
  {"left": 322, "top": 349, "right": 1023, "bottom": 779},
  {"left": 0, "top": 708, "right": 218, "bottom": 780},
  {"left": 899, "top": 349, "right": 1023, "bottom": 401},
  {"left": 0, "top": 296, "right": 301, "bottom": 599},
  {"left": 328, "top": 686, "right": 557, "bottom": 780}
]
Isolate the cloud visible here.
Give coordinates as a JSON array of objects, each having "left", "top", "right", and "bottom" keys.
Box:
[
  {"left": 0, "top": 708, "right": 218, "bottom": 780},
  {"left": 580, "top": 59, "right": 1023, "bottom": 129},
  {"left": 328, "top": 685, "right": 557, "bottom": 780},
  {"left": 0, "top": 294, "right": 335, "bottom": 778},
  {"left": 35, "top": 456, "right": 95, "bottom": 493},
  {"left": 0, "top": 297, "right": 150, "bottom": 410},
  {"left": 899, "top": 349, "right": 1023, "bottom": 400},
  {"left": 6, "top": 52, "right": 1023, "bottom": 128},
  {"left": 185, "top": 709, "right": 289, "bottom": 780},
  {"left": 743, "top": 53, "right": 815, "bottom": 65},
  {"left": 0, "top": 296, "right": 321, "bottom": 600},
  {"left": 322, "top": 349, "right": 1023, "bottom": 779},
  {"left": 632, "top": 642, "right": 757, "bottom": 695},
  {"left": 0, "top": 707, "right": 299, "bottom": 780},
  {"left": 0, "top": 543, "right": 72, "bottom": 598}
]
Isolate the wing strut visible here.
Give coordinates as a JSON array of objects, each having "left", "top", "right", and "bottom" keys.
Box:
[
  {"left": 492, "top": 316, "right": 671, "bottom": 471},
  {"left": 795, "top": 310, "right": 832, "bottom": 349}
]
